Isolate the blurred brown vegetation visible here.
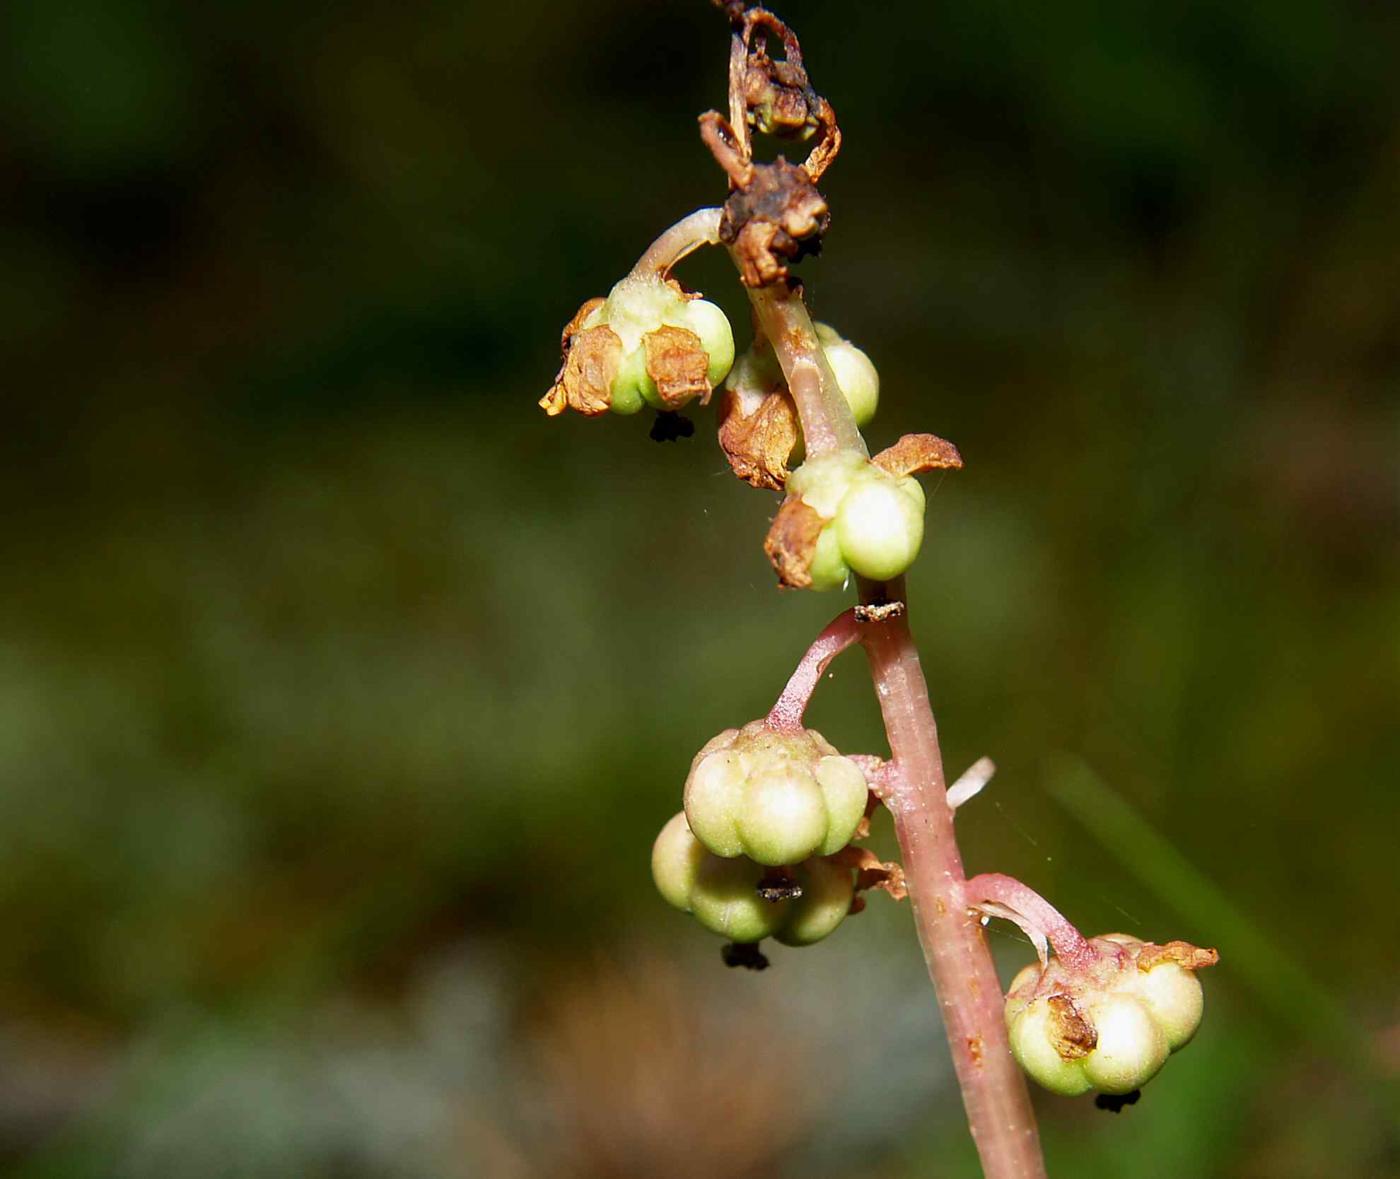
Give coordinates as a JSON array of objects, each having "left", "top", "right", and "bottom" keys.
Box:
[{"left": 0, "top": 0, "right": 1396, "bottom": 1176}]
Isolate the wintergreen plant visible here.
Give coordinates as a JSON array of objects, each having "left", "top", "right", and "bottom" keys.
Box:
[{"left": 540, "top": 4, "right": 1218, "bottom": 1175}]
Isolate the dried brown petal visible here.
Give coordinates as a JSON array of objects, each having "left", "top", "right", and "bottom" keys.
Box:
[
  {"left": 540, "top": 324, "right": 623, "bottom": 417},
  {"left": 540, "top": 299, "right": 620, "bottom": 417},
  {"left": 561, "top": 297, "right": 606, "bottom": 349},
  {"left": 763, "top": 496, "right": 825, "bottom": 588},
  {"left": 643, "top": 325, "right": 712, "bottom": 409},
  {"left": 717, "top": 387, "right": 800, "bottom": 490},
  {"left": 1046, "top": 993, "right": 1098, "bottom": 1059},
  {"left": 872, "top": 433, "right": 964, "bottom": 478},
  {"left": 1136, "top": 941, "right": 1220, "bottom": 973}
]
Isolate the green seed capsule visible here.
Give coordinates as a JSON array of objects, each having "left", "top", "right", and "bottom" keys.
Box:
[
  {"left": 650, "top": 812, "right": 707, "bottom": 913},
  {"left": 610, "top": 346, "right": 649, "bottom": 415},
  {"left": 683, "top": 723, "right": 871, "bottom": 865},
  {"left": 682, "top": 750, "right": 746, "bottom": 859},
  {"left": 1004, "top": 935, "right": 1212, "bottom": 1098},
  {"left": 826, "top": 340, "right": 879, "bottom": 427},
  {"left": 814, "top": 756, "right": 869, "bottom": 856},
  {"left": 806, "top": 524, "right": 850, "bottom": 592},
  {"left": 689, "top": 854, "right": 789, "bottom": 943},
  {"left": 775, "top": 857, "right": 856, "bottom": 946},
  {"left": 680, "top": 298, "right": 736, "bottom": 386},
  {"left": 1079, "top": 994, "right": 1170, "bottom": 1094},
  {"left": 1132, "top": 962, "right": 1205, "bottom": 1050},
  {"left": 1008, "top": 998, "right": 1095, "bottom": 1097},
  {"left": 834, "top": 474, "right": 925, "bottom": 581},
  {"left": 734, "top": 768, "right": 829, "bottom": 867}
]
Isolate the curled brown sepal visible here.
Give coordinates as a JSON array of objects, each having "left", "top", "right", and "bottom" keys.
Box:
[
  {"left": 719, "top": 159, "right": 831, "bottom": 287},
  {"left": 872, "top": 433, "right": 965, "bottom": 478},
  {"left": 540, "top": 298, "right": 620, "bottom": 417},
  {"left": 717, "top": 385, "right": 799, "bottom": 489},
  {"left": 1136, "top": 941, "right": 1220, "bottom": 974},
  {"left": 763, "top": 495, "right": 825, "bottom": 588},
  {"left": 832, "top": 845, "right": 908, "bottom": 907},
  {"left": 644, "top": 325, "right": 713, "bottom": 409}
]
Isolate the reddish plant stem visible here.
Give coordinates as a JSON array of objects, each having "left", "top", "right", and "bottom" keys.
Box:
[
  {"left": 965, "top": 873, "right": 1097, "bottom": 972},
  {"left": 766, "top": 607, "right": 862, "bottom": 731},
  {"left": 630, "top": 207, "right": 724, "bottom": 278},
  {"left": 734, "top": 225, "right": 1045, "bottom": 1178},
  {"left": 858, "top": 580, "right": 1047, "bottom": 1179},
  {"left": 739, "top": 274, "right": 867, "bottom": 458}
]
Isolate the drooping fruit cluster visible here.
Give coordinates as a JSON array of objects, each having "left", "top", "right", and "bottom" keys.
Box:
[
  {"left": 541, "top": 273, "right": 735, "bottom": 416},
  {"left": 1004, "top": 935, "right": 1219, "bottom": 1096},
  {"left": 651, "top": 720, "right": 871, "bottom": 947}
]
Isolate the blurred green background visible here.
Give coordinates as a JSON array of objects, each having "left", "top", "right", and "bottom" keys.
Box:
[{"left": 1, "top": 0, "right": 1397, "bottom": 1175}]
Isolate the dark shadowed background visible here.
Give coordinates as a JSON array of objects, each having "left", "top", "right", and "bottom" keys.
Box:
[{"left": 1, "top": 1, "right": 1397, "bottom": 1176}]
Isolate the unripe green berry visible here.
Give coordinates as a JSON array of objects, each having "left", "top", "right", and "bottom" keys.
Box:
[
  {"left": 650, "top": 811, "right": 707, "bottom": 912},
  {"left": 1079, "top": 994, "right": 1170, "bottom": 1094},
  {"left": 683, "top": 749, "right": 745, "bottom": 858},
  {"left": 788, "top": 452, "right": 864, "bottom": 518},
  {"left": 834, "top": 474, "right": 925, "bottom": 581},
  {"left": 1008, "top": 998, "right": 1095, "bottom": 1097},
  {"left": 1132, "top": 962, "right": 1205, "bottom": 1050},
  {"left": 609, "top": 346, "right": 648, "bottom": 415},
  {"left": 679, "top": 298, "right": 736, "bottom": 386},
  {"left": 812, "top": 322, "right": 878, "bottom": 427},
  {"left": 806, "top": 524, "right": 849, "bottom": 592},
  {"left": 689, "top": 853, "right": 789, "bottom": 942},
  {"left": 775, "top": 856, "right": 856, "bottom": 946},
  {"left": 734, "top": 767, "right": 829, "bottom": 867},
  {"left": 813, "top": 756, "right": 869, "bottom": 855},
  {"left": 827, "top": 346, "right": 878, "bottom": 426}
]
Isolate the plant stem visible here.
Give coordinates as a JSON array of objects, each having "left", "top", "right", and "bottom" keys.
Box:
[
  {"left": 734, "top": 242, "right": 1044, "bottom": 1179},
  {"left": 965, "top": 873, "right": 1097, "bottom": 972},
  {"left": 858, "top": 581, "right": 1047, "bottom": 1179},
  {"left": 766, "top": 607, "right": 862, "bottom": 731},
  {"left": 630, "top": 207, "right": 724, "bottom": 278},
  {"left": 738, "top": 276, "right": 867, "bottom": 458}
]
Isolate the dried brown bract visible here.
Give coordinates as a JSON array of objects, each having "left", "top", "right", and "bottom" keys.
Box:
[
  {"left": 717, "top": 386, "right": 800, "bottom": 489},
  {"left": 833, "top": 845, "right": 909, "bottom": 904},
  {"left": 873, "top": 433, "right": 965, "bottom": 478},
  {"left": 1135, "top": 941, "right": 1220, "bottom": 974}
]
